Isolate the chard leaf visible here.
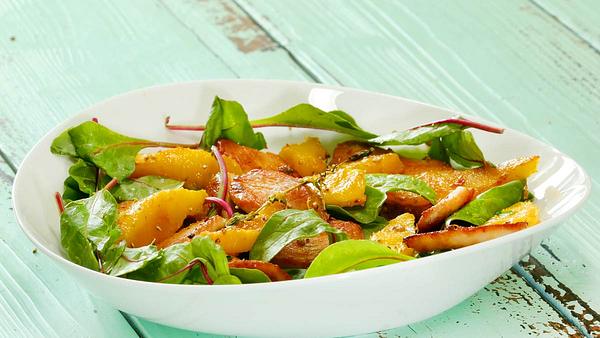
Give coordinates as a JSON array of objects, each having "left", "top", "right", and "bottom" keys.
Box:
[
  {"left": 190, "top": 236, "right": 232, "bottom": 279},
  {"left": 62, "top": 176, "right": 88, "bottom": 203},
  {"left": 442, "top": 130, "right": 485, "bottom": 169},
  {"left": 201, "top": 96, "right": 267, "bottom": 150},
  {"left": 369, "top": 123, "right": 463, "bottom": 146},
  {"left": 51, "top": 129, "right": 78, "bottom": 157},
  {"left": 365, "top": 174, "right": 437, "bottom": 204},
  {"left": 213, "top": 275, "right": 242, "bottom": 285},
  {"left": 249, "top": 209, "right": 348, "bottom": 262},
  {"left": 285, "top": 268, "right": 306, "bottom": 280},
  {"left": 252, "top": 103, "right": 377, "bottom": 139},
  {"left": 68, "top": 121, "right": 149, "bottom": 181},
  {"left": 60, "top": 190, "right": 122, "bottom": 271},
  {"left": 68, "top": 160, "right": 112, "bottom": 194},
  {"left": 112, "top": 176, "right": 183, "bottom": 202},
  {"left": 60, "top": 217, "right": 99, "bottom": 271},
  {"left": 128, "top": 236, "right": 240, "bottom": 285},
  {"left": 109, "top": 245, "right": 160, "bottom": 277},
  {"left": 129, "top": 242, "right": 194, "bottom": 284},
  {"left": 430, "top": 130, "right": 485, "bottom": 170},
  {"left": 61, "top": 190, "right": 120, "bottom": 253},
  {"left": 361, "top": 216, "right": 389, "bottom": 238},
  {"left": 446, "top": 180, "right": 526, "bottom": 226},
  {"left": 68, "top": 160, "right": 98, "bottom": 194},
  {"left": 304, "top": 240, "right": 414, "bottom": 278},
  {"left": 229, "top": 268, "right": 271, "bottom": 283},
  {"left": 427, "top": 137, "right": 449, "bottom": 163},
  {"left": 327, "top": 186, "right": 386, "bottom": 224}
]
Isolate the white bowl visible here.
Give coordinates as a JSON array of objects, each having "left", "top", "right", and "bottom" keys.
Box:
[{"left": 12, "top": 80, "right": 590, "bottom": 337}]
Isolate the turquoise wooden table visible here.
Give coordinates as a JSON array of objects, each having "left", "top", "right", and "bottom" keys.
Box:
[{"left": 1, "top": 1, "right": 599, "bottom": 337}]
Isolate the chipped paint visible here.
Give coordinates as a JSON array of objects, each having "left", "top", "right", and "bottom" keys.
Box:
[
  {"left": 519, "top": 256, "right": 600, "bottom": 336},
  {"left": 201, "top": 0, "right": 277, "bottom": 53}
]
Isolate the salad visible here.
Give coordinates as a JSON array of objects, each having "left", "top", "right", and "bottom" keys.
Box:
[{"left": 50, "top": 96, "right": 539, "bottom": 285}]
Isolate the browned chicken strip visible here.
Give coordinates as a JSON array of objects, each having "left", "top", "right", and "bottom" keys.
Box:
[
  {"left": 404, "top": 222, "right": 528, "bottom": 253},
  {"left": 272, "top": 218, "right": 364, "bottom": 268},
  {"left": 228, "top": 259, "right": 291, "bottom": 281},
  {"left": 416, "top": 186, "right": 475, "bottom": 233},
  {"left": 229, "top": 169, "right": 324, "bottom": 215},
  {"left": 217, "top": 139, "right": 297, "bottom": 176}
]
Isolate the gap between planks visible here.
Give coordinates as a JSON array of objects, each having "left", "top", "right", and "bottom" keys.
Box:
[{"left": 230, "top": 0, "right": 599, "bottom": 336}]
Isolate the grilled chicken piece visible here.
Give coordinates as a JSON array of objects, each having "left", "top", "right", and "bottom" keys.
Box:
[
  {"left": 384, "top": 192, "right": 433, "bottom": 217},
  {"left": 272, "top": 218, "right": 363, "bottom": 268},
  {"left": 416, "top": 186, "right": 475, "bottom": 233},
  {"left": 217, "top": 139, "right": 297, "bottom": 176},
  {"left": 228, "top": 259, "right": 291, "bottom": 281},
  {"left": 157, "top": 215, "right": 226, "bottom": 248},
  {"left": 404, "top": 222, "right": 528, "bottom": 253},
  {"left": 229, "top": 169, "right": 324, "bottom": 215}
]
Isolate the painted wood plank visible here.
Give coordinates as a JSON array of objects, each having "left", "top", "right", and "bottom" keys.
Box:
[
  {"left": 0, "top": 160, "right": 138, "bottom": 338},
  {"left": 533, "top": 0, "right": 600, "bottom": 51},
  {"left": 159, "top": 0, "right": 310, "bottom": 80},
  {"left": 237, "top": 0, "right": 600, "bottom": 334},
  {"left": 0, "top": 0, "right": 588, "bottom": 337}
]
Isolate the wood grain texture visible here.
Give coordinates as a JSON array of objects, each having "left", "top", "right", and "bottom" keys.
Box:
[
  {"left": 0, "top": 0, "right": 595, "bottom": 336},
  {"left": 533, "top": 0, "right": 600, "bottom": 51},
  {"left": 0, "top": 161, "right": 137, "bottom": 338},
  {"left": 238, "top": 0, "right": 600, "bottom": 334}
]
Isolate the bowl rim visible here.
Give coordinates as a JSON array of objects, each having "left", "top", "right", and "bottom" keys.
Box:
[{"left": 11, "top": 79, "right": 592, "bottom": 290}]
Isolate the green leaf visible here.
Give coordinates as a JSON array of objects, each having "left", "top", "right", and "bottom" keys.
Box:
[
  {"left": 109, "top": 245, "right": 161, "bottom": 277},
  {"left": 327, "top": 186, "right": 387, "bottom": 224},
  {"left": 446, "top": 180, "right": 526, "bottom": 226},
  {"left": 50, "top": 129, "right": 78, "bottom": 157},
  {"left": 361, "top": 216, "right": 389, "bottom": 238},
  {"left": 200, "top": 96, "right": 267, "bottom": 150},
  {"left": 68, "top": 121, "right": 148, "bottom": 181},
  {"left": 304, "top": 240, "right": 414, "bottom": 278},
  {"left": 365, "top": 174, "right": 437, "bottom": 204},
  {"left": 68, "top": 159, "right": 111, "bottom": 194},
  {"left": 229, "top": 268, "right": 271, "bottom": 284},
  {"left": 190, "top": 236, "right": 231, "bottom": 278},
  {"left": 213, "top": 275, "right": 242, "bottom": 285},
  {"left": 61, "top": 190, "right": 120, "bottom": 253},
  {"left": 68, "top": 160, "right": 98, "bottom": 194},
  {"left": 60, "top": 190, "right": 122, "bottom": 271},
  {"left": 249, "top": 209, "right": 348, "bottom": 262},
  {"left": 62, "top": 160, "right": 112, "bottom": 202},
  {"left": 441, "top": 130, "right": 485, "bottom": 169},
  {"left": 60, "top": 217, "right": 99, "bottom": 271},
  {"left": 112, "top": 176, "right": 183, "bottom": 202},
  {"left": 128, "top": 236, "right": 239, "bottom": 285},
  {"left": 285, "top": 268, "right": 306, "bottom": 280},
  {"left": 129, "top": 242, "right": 194, "bottom": 283},
  {"left": 62, "top": 176, "right": 88, "bottom": 203},
  {"left": 427, "top": 137, "right": 449, "bottom": 162},
  {"left": 371, "top": 123, "right": 488, "bottom": 170},
  {"left": 369, "top": 123, "right": 463, "bottom": 146},
  {"left": 251, "top": 103, "right": 377, "bottom": 139}
]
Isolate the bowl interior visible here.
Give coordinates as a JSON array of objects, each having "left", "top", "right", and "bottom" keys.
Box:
[{"left": 13, "top": 79, "right": 590, "bottom": 279}]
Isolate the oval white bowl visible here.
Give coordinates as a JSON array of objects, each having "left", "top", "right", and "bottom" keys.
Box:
[{"left": 12, "top": 80, "right": 590, "bottom": 337}]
